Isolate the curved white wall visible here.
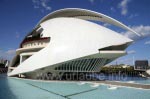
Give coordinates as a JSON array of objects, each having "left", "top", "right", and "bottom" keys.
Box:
[
  {"left": 146, "top": 69, "right": 150, "bottom": 75},
  {"left": 8, "top": 18, "right": 132, "bottom": 76}
]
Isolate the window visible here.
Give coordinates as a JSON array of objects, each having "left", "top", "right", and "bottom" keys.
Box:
[{"left": 40, "top": 33, "right": 43, "bottom": 37}]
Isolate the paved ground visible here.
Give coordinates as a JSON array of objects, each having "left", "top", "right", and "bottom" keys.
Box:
[{"left": 91, "top": 81, "right": 150, "bottom": 89}]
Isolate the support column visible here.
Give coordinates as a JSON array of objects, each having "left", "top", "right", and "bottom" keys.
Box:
[{"left": 20, "top": 55, "right": 22, "bottom": 64}]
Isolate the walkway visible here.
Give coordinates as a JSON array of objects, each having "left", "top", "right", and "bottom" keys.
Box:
[{"left": 93, "top": 81, "right": 150, "bottom": 89}]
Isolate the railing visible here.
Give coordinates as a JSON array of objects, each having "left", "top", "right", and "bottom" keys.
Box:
[
  {"left": 22, "top": 40, "right": 48, "bottom": 48},
  {"left": 20, "top": 37, "right": 50, "bottom": 48}
]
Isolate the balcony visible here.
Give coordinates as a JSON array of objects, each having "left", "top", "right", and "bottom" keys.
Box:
[
  {"left": 20, "top": 37, "right": 50, "bottom": 48},
  {"left": 16, "top": 37, "right": 50, "bottom": 54}
]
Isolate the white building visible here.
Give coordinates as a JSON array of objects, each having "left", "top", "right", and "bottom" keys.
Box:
[{"left": 8, "top": 8, "right": 140, "bottom": 79}]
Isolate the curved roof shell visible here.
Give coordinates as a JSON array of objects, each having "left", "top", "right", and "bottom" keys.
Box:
[
  {"left": 8, "top": 8, "right": 135, "bottom": 76},
  {"left": 36, "top": 8, "right": 140, "bottom": 36}
]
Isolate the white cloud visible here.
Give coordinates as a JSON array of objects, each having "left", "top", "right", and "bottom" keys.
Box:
[
  {"left": 89, "top": 0, "right": 95, "bottom": 4},
  {"left": 15, "top": 32, "right": 20, "bottom": 38},
  {"left": 123, "top": 25, "right": 150, "bottom": 40},
  {"left": 41, "top": 0, "right": 51, "bottom": 10},
  {"left": 117, "top": 58, "right": 134, "bottom": 64},
  {"left": 89, "top": 0, "right": 103, "bottom": 4},
  {"left": 128, "top": 14, "right": 138, "bottom": 19},
  {"left": 5, "top": 49, "right": 16, "bottom": 55},
  {"left": 0, "top": 49, "right": 16, "bottom": 60},
  {"left": 103, "top": 23, "right": 111, "bottom": 27},
  {"left": 32, "top": 0, "right": 40, "bottom": 8},
  {"left": 145, "top": 41, "right": 150, "bottom": 45},
  {"left": 118, "top": 0, "right": 130, "bottom": 15},
  {"left": 110, "top": 7, "right": 115, "bottom": 12},
  {"left": 32, "top": 0, "right": 51, "bottom": 12},
  {"left": 127, "top": 50, "right": 136, "bottom": 54}
]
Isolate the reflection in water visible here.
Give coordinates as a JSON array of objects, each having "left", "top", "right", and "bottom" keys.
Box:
[{"left": 0, "top": 74, "right": 17, "bottom": 99}]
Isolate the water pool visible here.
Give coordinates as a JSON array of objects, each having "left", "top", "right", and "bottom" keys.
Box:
[
  {"left": 92, "top": 74, "right": 150, "bottom": 85},
  {"left": 0, "top": 76, "right": 150, "bottom": 99}
]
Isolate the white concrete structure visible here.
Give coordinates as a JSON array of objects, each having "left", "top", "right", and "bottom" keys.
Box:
[
  {"left": 8, "top": 8, "right": 139, "bottom": 78},
  {"left": 146, "top": 69, "right": 150, "bottom": 76}
]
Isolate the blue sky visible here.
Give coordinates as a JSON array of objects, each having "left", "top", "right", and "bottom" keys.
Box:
[{"left": 0, "top": 0, "right": 150, "bottom": 65}]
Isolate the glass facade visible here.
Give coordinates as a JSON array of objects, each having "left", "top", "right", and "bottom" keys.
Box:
[{"left": 55, "top": 58, "right": 107, "bottom": 72}]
